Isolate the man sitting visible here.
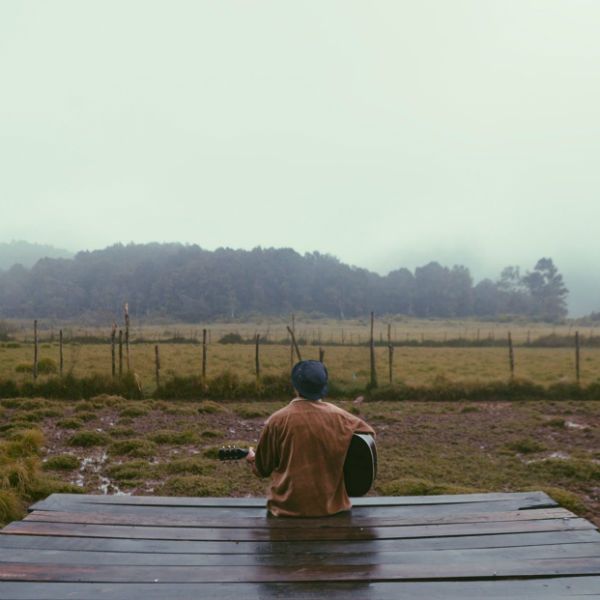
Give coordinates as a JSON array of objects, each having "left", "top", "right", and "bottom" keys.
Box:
[{"left": 247, "top": 360, "right": 375, "bottom": 517}]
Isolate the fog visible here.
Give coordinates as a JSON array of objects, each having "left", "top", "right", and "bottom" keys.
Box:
[{"left": 1, "top": 1, "right": 599, "bottom": 315}]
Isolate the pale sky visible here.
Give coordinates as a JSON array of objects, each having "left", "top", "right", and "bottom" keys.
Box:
[{"left": 1, "top": 1, "right": 599, "bottom": 314}]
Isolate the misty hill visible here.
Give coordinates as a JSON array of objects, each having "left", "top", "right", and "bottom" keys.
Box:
[
  {"left": 0, "top": 241, "right": 73, "bottom": 270},
  {"left": 0, "top": 243, "right": 570, "bottom": 322}
]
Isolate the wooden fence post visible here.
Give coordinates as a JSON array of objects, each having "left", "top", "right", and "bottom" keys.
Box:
[
  {"left": 388, "top": 323, "right": 393, "bottom": 385},
  {"left": 290, "top": 314, "right": 296, "bottom": 368},
  {"left": 59, "top": 329, "right": 64, "bottom": 377},
  {"left": 124, "top": 303, "right": 130, "bottom": 371},
  {"left": 508, "top": 331, "right": 515, "bottom": 380},
  {"left": 202, "top": 329, "right": 207, "bottom": 380},
  {"left": 319, "top": 347, "right": 325, "bottom": 363},
  {"left": 370, "top": 312, "right": 377, "bottom": 388},
  {"left": 110, "top": 323, "right": 116, "bottom": 379},
  {"left": 154, "top": 344, "right": 160, "bottom": 389},
  {"left": 255, "top": 334, "right": 260, "bottom": 383},
  {"left": 33, "top": 319, "right": 38, "bottom": 381},
  {"left": 575, "top": 331, "right": 581, "bottom": 385},
  {"left": 286, "top": 326, "right": 303, "bottom": 362},
  {"left": 118, "top": 329, "right": 123, "bottom": 378}
]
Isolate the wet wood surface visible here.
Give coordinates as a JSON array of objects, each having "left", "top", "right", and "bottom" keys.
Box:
[{"left": 1, "top": 492, "right": 599, "bottom": 598}]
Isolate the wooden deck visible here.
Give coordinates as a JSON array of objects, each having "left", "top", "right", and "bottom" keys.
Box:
[{"left": 1, "top": 491, "right": 599, "bottom": 598}]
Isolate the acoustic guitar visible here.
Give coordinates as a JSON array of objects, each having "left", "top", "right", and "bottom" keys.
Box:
[{"left": 219, "top": 433, "right": 377, "bottom": 497}]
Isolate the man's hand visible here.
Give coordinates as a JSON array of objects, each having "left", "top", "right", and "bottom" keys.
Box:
[{"left": 246, "top": 446, "right": 256, "bottom": 464}]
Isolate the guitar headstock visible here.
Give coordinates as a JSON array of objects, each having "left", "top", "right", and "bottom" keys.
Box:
[{"left": 218, "top": 446, "right": 250, "bottom": 461}]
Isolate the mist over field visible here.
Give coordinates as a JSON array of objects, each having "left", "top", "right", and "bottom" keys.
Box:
[{"left": 1, "top": 2, "right": 599, "bottom": 315}]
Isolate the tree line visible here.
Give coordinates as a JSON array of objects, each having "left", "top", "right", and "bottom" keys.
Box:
[{"left": 0, "top": 243, "right": 569, "bottom": 321}]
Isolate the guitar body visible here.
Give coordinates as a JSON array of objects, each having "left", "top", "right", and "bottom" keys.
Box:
[
  {"left": 219, "top": 433, "right": 377, "bottom": 498},
  {"left": 344, "top": 433, "right": 377, "bottom": 497}
]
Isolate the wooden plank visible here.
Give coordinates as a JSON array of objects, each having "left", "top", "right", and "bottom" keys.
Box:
[
  {"left": 29, "top": 497, "right": 557, "bottom": 520},
  {"left": 1, "top": 556, "right": 600, "bottom": 582},
  {"left": 29, "top": 491, "right": 556, "bottom": 510},
  {"left": 1, "top": 542, "right": 599, "bottom": 567},
  {"left": 2, "top": 529, "right": 598, "bottom": 554},
  {"left": 1, "top": 529, "right": 599, "bottom": 554},
  {"left": 2, "top": 517, "right": 595, "bottom": 542},
  {"left": 23, "top": 507, "right": 575, "bottom": 529},
  {"left": 1, "top": 579, "right": 599, "bottom": 600}
]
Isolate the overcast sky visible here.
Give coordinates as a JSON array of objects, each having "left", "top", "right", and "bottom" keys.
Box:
[{"left": 1, "top": 1, "right": 599, "bottom": 314}]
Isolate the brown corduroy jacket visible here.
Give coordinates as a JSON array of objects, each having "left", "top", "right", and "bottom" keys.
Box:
[{"left": 254, "top": 398, "right": 375, "bottom": 517}]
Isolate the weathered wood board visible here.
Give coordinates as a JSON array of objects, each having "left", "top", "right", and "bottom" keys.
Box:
[{"left": 1, "top": 492, "right": 599, "bottom": 599}]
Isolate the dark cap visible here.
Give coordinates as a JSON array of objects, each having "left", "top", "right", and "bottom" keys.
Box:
[{"left": 291, "top": 360, "right": 328, "bottom": 400}]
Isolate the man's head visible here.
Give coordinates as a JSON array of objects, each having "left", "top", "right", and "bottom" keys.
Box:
[{"left": 291, "top": 360, "right": 328, "bottom": 400}]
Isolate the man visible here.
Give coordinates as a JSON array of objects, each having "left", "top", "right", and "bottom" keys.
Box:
[{"left": 247, "top": 360, "right": 375, "bottom": 517}]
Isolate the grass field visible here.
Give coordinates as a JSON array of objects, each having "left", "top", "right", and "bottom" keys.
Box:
[
  {"left": 1, "top": 395, "right": 599, "bottom": 528},
  {"left": 1, "top": 341, "right": 597, "bottom": 395},
  {"left": 4, "top": 316, "right": 599, "bottom": 345}
]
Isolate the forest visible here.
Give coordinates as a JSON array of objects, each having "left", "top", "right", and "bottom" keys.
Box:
[{"left": 0, "top": 243, "right": 568, "bottom": 322}]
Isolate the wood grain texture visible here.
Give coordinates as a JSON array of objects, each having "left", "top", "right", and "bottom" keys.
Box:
[{"left": 1, "top": 492, "right": 599, "bottom": 598}]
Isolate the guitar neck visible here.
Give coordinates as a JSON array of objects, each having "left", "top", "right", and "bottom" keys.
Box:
[{"left": 219, "top": 447, "right": 250, "bottom": 461}]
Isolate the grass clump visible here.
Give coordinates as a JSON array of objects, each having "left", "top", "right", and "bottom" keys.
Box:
[
  {"left": 163, "top": 457, "right": 215, "bottom": 475},
  {"left": 76, "top": 411, "right": 98, "bottom": 422},
  {"left": 150, "top": 430, "right": 197, "bottom": 445},
  {"left": 57, "top": 418, "right": 83, "bottom": 430},
  {"left": 158, "top": 475, "right": 228, "bottom": 496},
  {"left": 119, "top": 405, "right": 149, "bottom": 418},
  {"left": 197, "top": 400, "right": 226, "bottom": 414},
  {"left": 233, "top": 405, "right": 271, "bottom": 419},
  {"left": 378, "top": 477, "right": 479, "bottom": 496},
  {"left": 43, "top": 454, "right": 80, "bottom": 471},
  {"left": 109, "top": 439, "right": 157, "bottom": 458},
  {"left": 109, "top": 426, "right": 136, "bottom": 438},
  {"left": 106, "top": 460, "right": 155, "bottom": 483},
  {"left": 0, "top": 427, "right": 76, "bottom": 526},
  {"left": 529, "top": 458, "right": 600, "bottom": 482},
  {"left": 200, "top": 429, "right": 222, "bottom": 438},
  {"left": 542, "top": 486, "right": 586, "bottom": 514},
  {"left": 506, "top": 439, "right": 547, "bottom": 454},
  {"left": 68, "top": 431, "right": 109, "bottom": 447}
]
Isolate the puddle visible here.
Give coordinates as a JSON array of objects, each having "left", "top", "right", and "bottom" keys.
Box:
[{"left": 72, "top": 450, "right": 130, "bottom": 496}]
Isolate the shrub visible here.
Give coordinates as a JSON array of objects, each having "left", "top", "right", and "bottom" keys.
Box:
[
  {"left": 218, "top": 333, "right": 244, "bottom": 344},
  {"left": 68, "top": 431, "right": 109, "bottom": 447},
  {"left": 15, "top": 358, "right": 58, "bottom": 375},
  {"left": 37, "top": 358, "right": 58, "bottom": 375}
]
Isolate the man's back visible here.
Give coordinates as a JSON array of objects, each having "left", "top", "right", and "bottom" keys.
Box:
[{"left": 254, "top": 399, "right": 375, "bottom": 517}]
